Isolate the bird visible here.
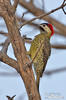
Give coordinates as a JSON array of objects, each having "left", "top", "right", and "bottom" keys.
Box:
[
  {"left": 6, "top": 95, "right": 16, "bottom": 100},
  {"left": 27, "top": 23, "right": 54, "bottom": 91}
]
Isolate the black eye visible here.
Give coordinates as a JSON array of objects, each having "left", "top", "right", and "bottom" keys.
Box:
[{"left": 40, "top": 24, "right": 45, "bottom": 27}]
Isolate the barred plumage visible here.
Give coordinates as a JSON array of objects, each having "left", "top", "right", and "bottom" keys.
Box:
[{"left": 27, "top": 23, "right": 54, "bottom": 91}]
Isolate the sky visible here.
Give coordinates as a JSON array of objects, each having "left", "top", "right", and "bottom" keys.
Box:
[{"left": 0, "top": 0, "right": 66, "bottom": 100}]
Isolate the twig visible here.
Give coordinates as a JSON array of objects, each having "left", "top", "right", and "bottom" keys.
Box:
[
  {"left": 44, "top": 67, "right": 66, "bottom": 76},
  {"left": 19, "top": 0, "right": 66, "bottom": 36},
  {"left": 24, "top": 38, "right": 32, "bottom": 44},
  {"left": 62, "top": 0, "right": 66, "bottom": 14},
  {"left": 19, "top": 3, "right": 66, "bottom": 28},
  {"left": 6, "top": 95, "right": 16, "bottom": 100},
  {"left": 54, "top": 30, "right": 66, "bottom": 36},
  {"left": 0, "top": 43, "right": 4, "bottom": 46},
  {"left": 22, "top": 11, "right": 29, "bottom": 18},
  {"left": 0, "top": 72, "right": 18, "bottom": 77},
  {"left": 17, "top": 16, "right": 66, "bottom": 36},
  {"left": 17, "top": 17, "right": 39, "bottom": 28},
  {"left": 51, "top": 44, "right": 66, "bottom": 49},
  {"left": 1, "top": 38, "right": 10, "bottom": 53},
  {"left": 0, "top": 31, "right": 8, "bottom": 36}
]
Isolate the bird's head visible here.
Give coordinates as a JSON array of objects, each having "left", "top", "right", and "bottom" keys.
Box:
[{"left": 39, "top": 23, "right": 54, "bottom": 37}]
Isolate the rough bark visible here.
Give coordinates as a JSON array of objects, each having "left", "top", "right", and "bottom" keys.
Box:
[
  {"left": 3, "top": 12, "right": 41, "bottom": 100},
  {"left": 0, "top": 0, "right": 41, "bottom": 99}
]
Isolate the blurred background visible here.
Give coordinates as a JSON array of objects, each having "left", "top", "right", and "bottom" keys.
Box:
[{"left": 0, "top": 0, "right": 66, "bottom": 100}]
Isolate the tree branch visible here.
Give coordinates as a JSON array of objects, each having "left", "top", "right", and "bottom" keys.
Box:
[
  {"left": 19, "top": 2, "right": 66, "bottom": 27},
  {"left": 19, "top": 0, "right": 66, "bottom": 36},
  {"left": 62, "top": 0, "right": 66, "bottom": 14},
  {"left": 17, "top": 16, "right": 66, "bottom": 37},
  {"left": 0, "top": 5, "right": 41, "bottom": 99},
  {"left": 12, "top": 0, "right": 19, "bottom": 14},
  {"left": 0, "top": 51, "right": 19, "bottom": 72},
  {"left": 51, "top": 44, "right": 66, "bottom": 49},
  {"left": 0, "top": 31, "right": 8, "bottom": 36},
  {"left": 44, "top": 67, "right": 66, "bottom": 76},
  {"left": 0, "top": 1, "right": 66, "bottom": 99},
  {"left": 1, "top": 38, "right": 10, "bottom": 53}
]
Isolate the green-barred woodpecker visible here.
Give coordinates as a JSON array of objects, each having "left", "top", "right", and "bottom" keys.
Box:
[{"left": 27, "top": 23, "right": 54, "bottom": 91}]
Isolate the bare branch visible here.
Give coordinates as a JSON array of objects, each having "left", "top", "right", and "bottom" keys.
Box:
[
  {"left": 0, "top": 51, "right": 19, "bottom": 72},
  {"left": 1, "top": 38, "right": 10, "bottom": 53},
  {"left": 24, "top": 38, "right": 32, "bottom": 44},
  {"left": 0, "top": 0, "right": 66, "bottom": 99},
  {"left": 17, "top": 17, "right": 39, "bottom": 29},
  {"left": 17, "top": 16, "right": 66, "bottom": 37},
  {"left": 0, "top": 42, "right": 5, "bottom": 46},
  {"left": 19, "top": 0, "right": 66, "bottom": 36},
  {"left": 51, "top": 44, "right": 66, "bottom": 49},
  {"left": 0, "top": 72, "right": 18, "bottom": 77},
  {"left": 19, "top": 1, "right": 66, "bottom": 28},
  {"left": 1, "top": 7, "right": 41, "bottom": 99},
  {"left": 0, "top": 31, "right": 8, "bottom": 36},
  {"left": 62, "top": 0, "right": 66, "bottom": 14},
  {"left": 6, "top": 95, "right": 16, "bottom": 100},
  {"left": 12, "top": 0, "right": 19, "bottom": 14},
  {"left": 22, "top": 11, "right": 29, "bottom": 18},
  {"left": 54, "top": 30, "right": 66, "bottom": 36},
  {"left": 45, "top": 67, "right": 66, "bottom": 76}
]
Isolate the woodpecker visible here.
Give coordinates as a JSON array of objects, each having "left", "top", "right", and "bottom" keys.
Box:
[{"left": 27, "top": 23, "right": 54, "bottom": 91}]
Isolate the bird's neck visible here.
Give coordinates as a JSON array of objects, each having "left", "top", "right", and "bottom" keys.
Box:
[
  {"left": 40, "top": 30, "right": 51, "bottom": 39},
  {"left": 46, "top": 32, "right": 51, "bottom": 39}
]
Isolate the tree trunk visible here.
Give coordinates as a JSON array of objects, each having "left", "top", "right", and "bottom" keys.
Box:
[{"left": 3, "top": 12, "right": 41, "bottom": 100}]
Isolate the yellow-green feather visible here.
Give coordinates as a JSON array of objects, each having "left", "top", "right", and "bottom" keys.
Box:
[{"left": 27, "top": 33, "right": 51, "bottom": 90}]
